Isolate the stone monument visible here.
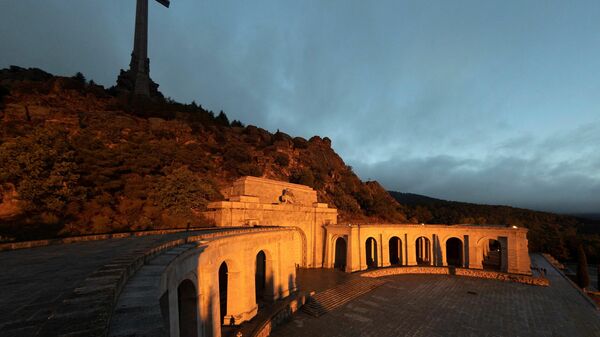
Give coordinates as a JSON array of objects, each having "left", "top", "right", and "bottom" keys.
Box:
[{"left": 116, "top": 0, "right": 170, "bottom": 97}]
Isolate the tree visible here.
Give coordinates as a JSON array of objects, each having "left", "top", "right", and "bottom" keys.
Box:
[
  {"left": 216, "top": 110, "right": 230, "bottom": 126},
  {"left": 0, "top": 127, "right": 82, "bottom": 219},
  {"left": 150, "top": 165, "right": 220, "bottom": 217},
  {"left": 576, "top": 244, "right": 590, "bottom": 289},
  {"left": 231, "top": 119, "right": 244, "bottom": 127},
  {"left": 72, "top": 72, "right": 86, "bottom": 84}
]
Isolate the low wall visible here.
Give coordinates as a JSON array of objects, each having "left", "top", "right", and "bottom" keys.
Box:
[
  {"left": 0, "top": 227, "right": 220, "bottom": 252},
  {"left": 361, "top": 266, "right": 549, "bottom": 286}
]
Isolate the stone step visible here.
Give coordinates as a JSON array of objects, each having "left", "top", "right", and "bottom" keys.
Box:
[{"left": 302, "top": 277, "right": 387, "bottom": 317}]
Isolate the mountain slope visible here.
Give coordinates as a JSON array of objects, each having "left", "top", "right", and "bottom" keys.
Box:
[{"left": 0, "top": 66, "right": 407, "bottom": 241}]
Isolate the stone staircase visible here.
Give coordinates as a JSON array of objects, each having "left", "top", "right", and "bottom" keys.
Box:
[
  {"left": 483, "top": 251, "right": 501, "bottom": 268},
  {"left": 302, "top": 277, "right": 387, "bottom": 317}
]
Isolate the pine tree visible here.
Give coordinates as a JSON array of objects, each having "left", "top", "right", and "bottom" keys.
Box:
[
  {"left": 576, "top": 244, "right": 590, "bottom": 289},
  {"left": 216, "top": 110, "right": 230, "bottom": 126}
]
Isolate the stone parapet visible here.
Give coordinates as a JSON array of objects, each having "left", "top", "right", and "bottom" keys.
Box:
[
  {"left": 0, "top": 227, "right": 217, "bottom": 252},
  {"left": 360, "top": 266, "right": 549, "bottom": 286}
]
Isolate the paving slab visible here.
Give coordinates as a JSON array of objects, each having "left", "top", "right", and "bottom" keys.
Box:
[{"left": 272, "top": 254, "right": 600, "bottom": 337}]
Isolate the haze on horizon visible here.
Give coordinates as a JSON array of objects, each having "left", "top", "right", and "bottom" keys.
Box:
[{"left": 1, "top": 0, "right": 599, "bottom": 214}]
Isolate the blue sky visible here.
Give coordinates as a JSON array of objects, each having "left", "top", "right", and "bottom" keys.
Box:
[{"left": 1, "top": 0, "right": 599, "bottom": 213}]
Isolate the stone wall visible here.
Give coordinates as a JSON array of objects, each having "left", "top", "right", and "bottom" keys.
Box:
[
  {"left": 205, "top": 177, "right": 338, "bottom": 268},
  {"left": 160, "top": 228, "right": 304, "bottom": 337},
  {"left": 324, "top": 223, "right": 532, "bottom": 275},
  {"left": 360, "top": 266, "right": 548, "bottom": 286}
]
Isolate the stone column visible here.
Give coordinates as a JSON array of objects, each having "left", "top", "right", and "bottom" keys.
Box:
[
  {"left": 168, "top": 283, "right": 180, "bottom": 337},
  {"left": 223, "top": 269, "right": 257, "bottom": 326},
  {"left": 347, "top": 226, "right": 362, "bottom": 272},
  {"left": 323, "top": 233, "right": 332, "bottom": 268},
  {"left": 131, "top": 0, "right": 151, "bottom": 96},
  {"left": 382, "top": 235, "right": 391, "bottom": 267},
  {"left": 441, "top": 239, "right": 447, "bottom": 266},
  {"left": 469, "top": 237, "right": 482, "bottom": 269},
  {"left": 407, "top": 236, "right": 417, "bottom": 266}
]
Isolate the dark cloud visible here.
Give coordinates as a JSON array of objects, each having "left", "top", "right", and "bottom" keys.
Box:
[{"left": 355, "top": 123, "right": 600, "bottom": 213}]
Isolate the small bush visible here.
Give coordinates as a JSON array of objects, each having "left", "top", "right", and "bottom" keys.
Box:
[{"left": 274, "top": 152, "right": 290, "bottom": 167}]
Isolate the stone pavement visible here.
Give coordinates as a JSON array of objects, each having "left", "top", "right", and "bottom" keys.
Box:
[
  {"left": 0, "top": 229, "right": 222, "bottom": 337},
  {"left": 272, "top": 254, "right": 600, "bottom": 337}
]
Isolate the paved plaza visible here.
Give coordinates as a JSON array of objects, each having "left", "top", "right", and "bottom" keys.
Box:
[{"left": 273, "top": 255, "right": 600, "bottom": 337}]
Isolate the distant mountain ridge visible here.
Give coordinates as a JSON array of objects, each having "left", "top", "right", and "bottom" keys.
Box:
[{"left": 388, "top": 191, "right": 449, "bottom": 207}]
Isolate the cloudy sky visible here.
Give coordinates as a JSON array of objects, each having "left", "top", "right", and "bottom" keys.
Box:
[{"left": 1, "top": 0, "right": 599, "bottom": 213}]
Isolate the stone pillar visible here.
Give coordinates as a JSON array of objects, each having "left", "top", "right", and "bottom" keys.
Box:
[
  {"left": 441, "top": 239, "right": 447, "bottom": 266},
  {"left": 323, "top": 233, "right": 332, "bottom": 268},
  {"left": 382, "top": 235, "right": 390, "bottom": 267},
  {"left": 130, "top": 0, "right": 151, "bottom": 96},
  {"left": 168, "top": 284, "right": 180, "bottom": 337},
  {"left": 407, "top": 236, "right": 417, "bottom": 266},
  {"left": 347, "top": 226, "right": 362, "bottom": 272},
  {"left": 468, "top": 237, "right": 482, "bottom": 269},
  {"left": 463, "top": 235, "right": 470, "bottom": 268},
  {"left": 432, "top": 234, "right": 441, "bottom": 266},
  {"left": 223, "top": 270, "right": 257, "bottom": 326}
]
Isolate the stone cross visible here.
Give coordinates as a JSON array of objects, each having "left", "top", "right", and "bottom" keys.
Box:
[{"left": 128, "top": 0, "right": 170, "bottom": 96}]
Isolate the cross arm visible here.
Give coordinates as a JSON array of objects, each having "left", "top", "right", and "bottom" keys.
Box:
[{"left": 155, "top": 0, "right": 170, "bottom": 8}]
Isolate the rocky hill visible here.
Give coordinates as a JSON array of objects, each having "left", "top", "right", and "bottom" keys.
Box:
[{"left": 0, "top": 66, "right": 407, "bottom": 241}]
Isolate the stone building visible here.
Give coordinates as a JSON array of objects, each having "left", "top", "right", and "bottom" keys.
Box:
[
  {"left": 204, "top": 176, "right": 531, "bottom": 275},
  {"left": 141, "top": 176, "right": 536, "bottom": 337}
]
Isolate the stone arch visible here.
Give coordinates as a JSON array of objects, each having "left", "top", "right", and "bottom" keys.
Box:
[
  {"left": 292, "top": 226, "right": 308, "bottom": 267},
  {"left": 253, "top": 248, "right": 275, "bottom": 303},
  {"left": 177, "top": 279, "right": 198, "bottom": 337},
  {"left": 255, "top": 251, "right": 267, "bottom": 302},
  {"left": 389, "top": 236, "right": 402, "bottom": 265},
  {"left": 477, "top": 236, "right": 505, "bottom": 272},
  {"left": 218, "top": 261, "right": 228, "bottom": 325},
  {"left": 415, "top": 236, "right": 431, "bottom": 265},
  {"left": 445, "top": 237, "right": 464, "bottom": 267},
  {"left": 217, "top": 258, "right": 243, "bottom": 326},
  {"left": 365, "top": 237, "right": 378, "bottom": 268},
  {"left": 333, "top": 236, "right": 347, "bottom": 271}
]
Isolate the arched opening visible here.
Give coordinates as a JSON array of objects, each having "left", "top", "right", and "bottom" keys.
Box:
[
  {"left": 255, "top": 251, "right": 266, "bottom": 302},
  {"left": 218, "top": 262, "right": 228, "bottom": 325},
  {"left": 389, "top": 236, "right": 402, "bottom": 265},
  {"left": 178, "top": 279, "right": 198, "bottom": 337},
  {"left": 482, "top": 239, "right": 502, "bottom": 270},
  {"left": 366, "top": 237, "right": 378, "bottom": 268},
  {"left": 334, "top": 237, "right": 347, "bottom": 271},
  {"left": 415, "top": 236, "right": 431, "bottom": 265},
  {"left": 446, "top": 238, "right": 463, "bottom": 267}
]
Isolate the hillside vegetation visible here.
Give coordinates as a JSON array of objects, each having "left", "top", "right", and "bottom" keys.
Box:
[
  {"left": 0, "top": 66, "right": 597, "bottom": 262},
  {"left": 0, "top": 66, "right": 406, "bottom": 241}
]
